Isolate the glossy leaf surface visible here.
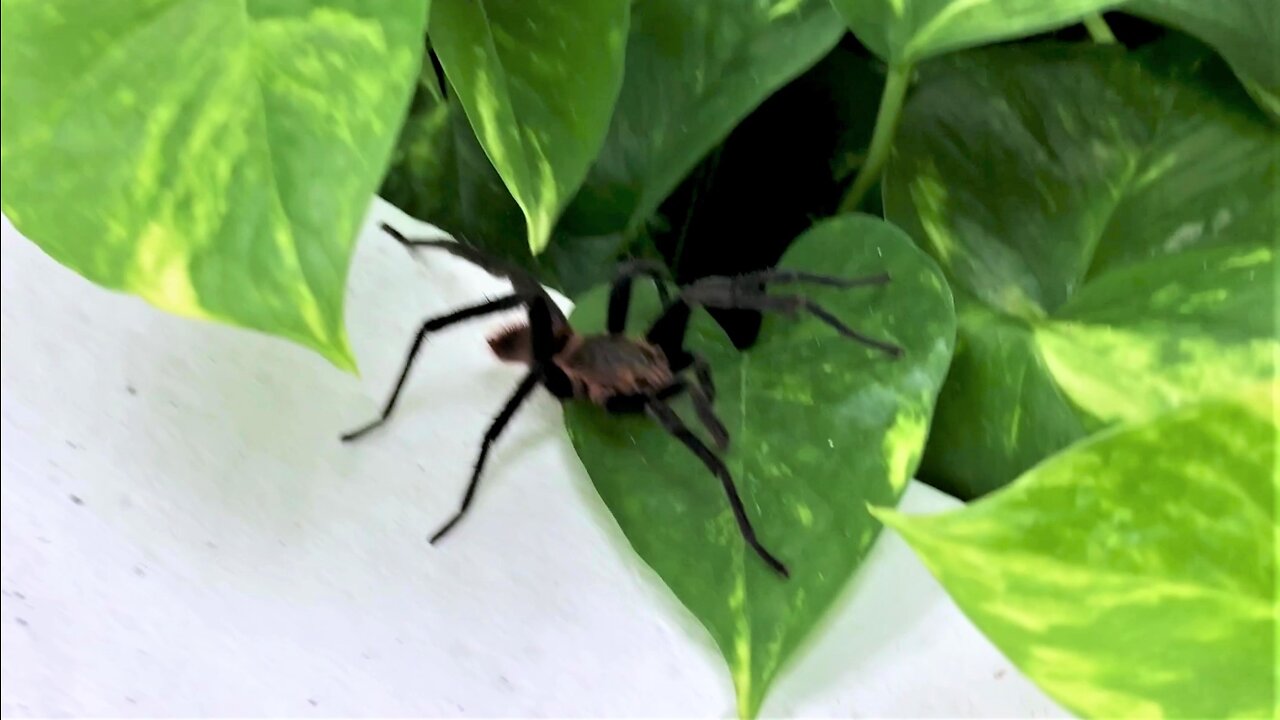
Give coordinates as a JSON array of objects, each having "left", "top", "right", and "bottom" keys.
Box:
[
  {"left": 885, "top": 41, "right": 1279, "bottom": 496},
  {"left": 830, "top": 0, "right": 1124, "bottom": 65},
  {"left": 564, "top": 215, "right": 956, "bottom": 717},
  {"left": 429, "top": 0, "right": 629, "bottom": 253},
  {"left": 1131, "top": 0, "right": 1280, "bottom": 119},
  {"left": 0, "top": 0, "right": 429, "bottom": 369},
  {"left": 876, "top": 393, "right": 1278, "bottom": 718}
]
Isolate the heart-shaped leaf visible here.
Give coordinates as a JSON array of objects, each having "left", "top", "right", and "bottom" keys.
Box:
[
  {"left": 429, "top": 0, "right": 630, "bottom": 254},
  {"left": 830, "top": 0, "right": 1125, "bottom": 66},
  {"left": 562, "top": 0, "right": 847, "bottom": 238},
  {"left": 884, "top": 40, "right": 1279, "bottom": 497},
  {"left": 564, "top": 215, "right": 956, "bottom": 718},
  {"left": 0, "top": 0, "right": 430, "bottom": 370},
  {"left": 1130, "top": 0, "right": 1280, "bottom": 119},
  {"left": 875, "top": 391, "right": 1277, "bottom": 718}
]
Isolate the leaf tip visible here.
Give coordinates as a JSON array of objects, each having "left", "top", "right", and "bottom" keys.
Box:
[{"left": 867, "top": 502, "right": 906, "bottom": 529}]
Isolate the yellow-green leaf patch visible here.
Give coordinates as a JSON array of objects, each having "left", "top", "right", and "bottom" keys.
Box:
[{"left": 875, "top": 393, "right": 1277, "bottom": 718}]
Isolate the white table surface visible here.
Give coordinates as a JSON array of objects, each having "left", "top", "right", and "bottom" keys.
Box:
[{"left": 1, "top": 200, "right": 1068, "bottom": 717}]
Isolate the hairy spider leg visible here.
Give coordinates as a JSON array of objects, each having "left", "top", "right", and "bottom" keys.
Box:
[
  {"left": 429, "top": 369, "right": 542, "bottom": 543},
  {"left": 341, "top": 294, "right": 528, "bottom": 442},
  {"left": 607, "top": 259, "right": 675, "bottom": 335},
  {"left": 648, "top": 271, "right": 904, "bottom": 359},
  {"left": 428, "top": 293, "right": 572, "bottom": 542},
  {"left": 645, "top": 399, "right": 789, "bottom": 578}
]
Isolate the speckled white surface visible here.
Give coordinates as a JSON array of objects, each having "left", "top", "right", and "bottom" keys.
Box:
[{"left": 1, "top": 200, "right": 1070, "bottom": 718}]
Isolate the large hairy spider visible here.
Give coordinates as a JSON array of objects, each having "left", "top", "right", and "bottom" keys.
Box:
[{"left": 343, "top": 222, "right": 902, "bottom": 577}]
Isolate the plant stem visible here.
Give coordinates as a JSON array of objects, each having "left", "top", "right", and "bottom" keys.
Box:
[
  {"left": 839, "top": 63, "right": 911, "bottom": 214},
  {"left": 1083, "top": 13, "right": 1117, "bottom": 44}
]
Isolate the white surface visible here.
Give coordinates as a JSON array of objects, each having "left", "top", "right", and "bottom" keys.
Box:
[{"left": 0, "top": 201, "right": 1069, "bottom": 717}]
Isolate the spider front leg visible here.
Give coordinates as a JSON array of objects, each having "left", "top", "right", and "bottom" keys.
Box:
[
  {"left": 429, "top": 370, "right": 542, "bottom": 543},
  {"left": 341, "top": 293, "right": 528, "bottom": 442},
  {"left": 429, "top": 293, "right": 571, "bottom": 543},
  {"left": 646, "top": 398, "right": 789, "bottom": 578}
]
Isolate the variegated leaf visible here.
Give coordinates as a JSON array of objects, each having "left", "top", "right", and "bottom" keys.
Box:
[
  {"left": 875, "top": 391, "right": 1278, "bottom": 718},
  {"left": 0, "top": 0, "right": 430, "bottom": 369},
  {"left": 429, "top": 0, "right": 630, "bottom": 254},
  {"left": 830, "top": 0, "right": 1126, "bottom": 66},
  {"left": 564, "top": 215, "right": 956, "bottom": 718},
  {"left": 885, "top": 39, "right": 1279, "bottom": 496}
]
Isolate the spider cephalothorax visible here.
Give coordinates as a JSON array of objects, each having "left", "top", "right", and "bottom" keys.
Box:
[{"left": 343, "top": 222, "right": 903, "bottom": 578}]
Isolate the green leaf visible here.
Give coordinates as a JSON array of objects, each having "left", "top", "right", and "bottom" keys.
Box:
[
  {"left": 1129, "top": 0, "right": 1280, "bottom": 120},
  {"left": 377, "top": 62, "right": 632, "bottom": 295},
  {"left": 563, "top": 215, "right": 956, "bottom": 718},
  {"left": 830, "top": 0, "right": 1125, "bottom": 66},
  {"left": 428, "top": 0, "right": 629, "bottom": 254},
  {"left": 874, "top": 392, "right": 1278, "bottom": 718},
  {"left": 563, "top": 0, "right": 847, "bottom": 237},
  {"left": 0, "top": 0, "right": 430, "bottom": 370},
  {"left": 884, "top": 41, "right": 1279, "bottom": 497}
]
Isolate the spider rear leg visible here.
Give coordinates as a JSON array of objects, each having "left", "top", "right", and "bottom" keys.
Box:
[
  {"left": 341, "top": 294, "right": 527, "bottom": 442},
  {"left": 646, "top": 399, "right": 788, "bottom": 578},
  {"left": 679, "top": 275, "right": 904, "bottom": 358},
  {"left": 656, "top": 376, "right": 729, "bottom": 451},
  {"left": 730, "top": 269, "right": 891, "bottom": 289}
]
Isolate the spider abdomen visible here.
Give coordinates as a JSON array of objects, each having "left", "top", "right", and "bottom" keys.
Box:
[{"left": 555, "top": 334, "right": 674, "bottom": 405}]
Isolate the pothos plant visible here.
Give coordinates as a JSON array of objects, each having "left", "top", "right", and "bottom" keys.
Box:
[{"left": 2, "top": 1, "right": 1275, "bottom": 717}]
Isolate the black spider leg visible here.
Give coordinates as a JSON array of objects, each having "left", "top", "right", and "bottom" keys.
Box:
[
  {"left": 430, "top": 293, "right": 570, "bottom": 542},
  {"left": 429, "top": 369, "right": 541, "bottom": 543},
  {"left": 607, "top": 259, "right": 674, "bottom": 335},
  {"left": 341, "top": 293, "right": 528, "bottom": 442},
  {"left": 645, "top": 399, "right": 789, "bottom": 578}
]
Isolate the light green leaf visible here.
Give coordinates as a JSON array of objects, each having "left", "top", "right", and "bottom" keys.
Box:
[
  {"left": 377, "top": 59, "right": 632, "bottom": 295},
  {"left": 0, "top": 0, "right": 430, "bottom": 370},
  {"left": 564, "top": 215, "right": 956, "bottom": 718},
  {"left": 429, "top": 0, "right": 629, "bottom": 254},
  {"left": 1129, "top": 0, "right": 1280, "bottom": 120},
  {"left": 830, "top": 0, "right": 1126, "bottom": 66},
  {"left": 875, "top": 393, "right": 1278, "bottom": 718},
  {"left": 563, "top": 0, "right": 847, "bottom": 237},
  {"left": 884, "top": 40, "right": 1279, "bottom": 497}
]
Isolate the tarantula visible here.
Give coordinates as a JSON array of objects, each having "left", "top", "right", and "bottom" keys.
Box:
[{"left": 342, "top": 222, "right": 903, "bottom": 577}]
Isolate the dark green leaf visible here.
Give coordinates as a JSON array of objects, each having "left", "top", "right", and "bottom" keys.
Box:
[
  {"left": 429, "top": 0, "right": 629, "bottom": 253},
  {"left": 563, "top": 0, "right": 847, "bottom": 237},
  {"left": 830, "top": 0, "right": 1124, "bottom": 65},
  {"left": 1130, "top": 0, "right": 1280, "bottom": 119},
  {"left": 564, "top": 215, "right": 956, "bottom": 718},
  {"left": 0, "top": 0, "right": 429, "bottom": 370},
  {"left": 885, "top": 41, "right": 1279, "bottom": 496},
  {"left": 876, "top": 392, "right": 1277, "bottom": 718}
]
